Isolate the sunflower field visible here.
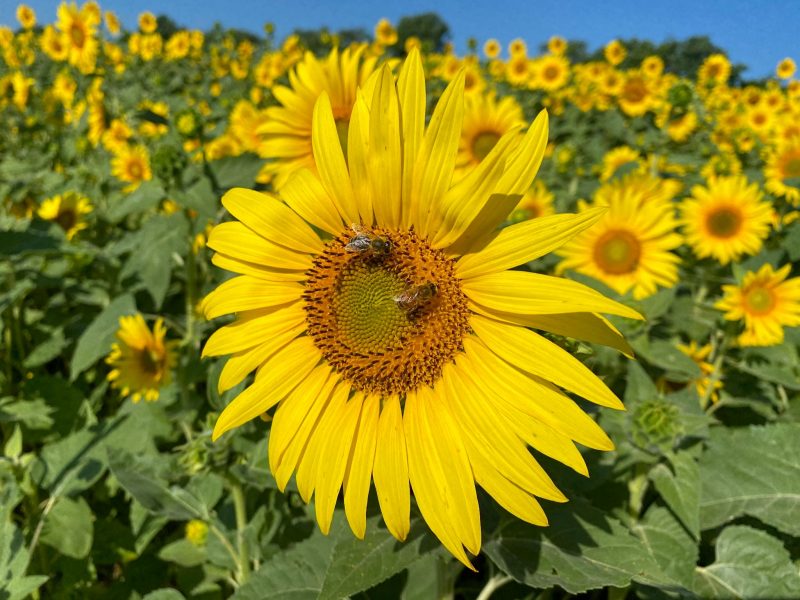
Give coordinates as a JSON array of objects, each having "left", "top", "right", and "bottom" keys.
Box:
[{"left": 2, "top": 3, "right": 800, "bottom": 599}]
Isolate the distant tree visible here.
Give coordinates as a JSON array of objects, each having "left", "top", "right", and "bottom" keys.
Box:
[
  {"left": 155, "top": 15, "right": 180, "bottom": 38},
  {"left": 536, "top": 39, "right": 590, "bottom": 63},
  {"left": 291, "top": 26, "right": 371, "bottom": 56},
  {"left": 394, "top": 12, "right": 449, "bottom": 54}
]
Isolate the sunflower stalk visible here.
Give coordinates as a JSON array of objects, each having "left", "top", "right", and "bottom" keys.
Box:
[{"left": 230, "top": 479, "right": 251, "bottom": 583}]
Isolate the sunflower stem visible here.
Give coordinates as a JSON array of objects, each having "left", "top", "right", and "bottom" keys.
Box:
[
  {"left": 475, "top": 574, "right": 513, "bottom": 600},
  {"left": 230, "top": 479, "right": 251, "bottom": 583},
  {"left": 183, "top": 230, "right": 197, "bottom": 349}
]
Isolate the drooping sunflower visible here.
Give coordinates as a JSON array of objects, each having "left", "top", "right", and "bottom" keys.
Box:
[
  {"left": 106, "top": 315, "right": 178, "bottom": 402},
  {"left": 764, "top": 142, "right": 800, "bottom": 205},
  {"left": 680, "top": 175, "right": 773, "bottom": 265},
  {"left": 111, "top": 144, "right": 152, "bottom": 192},
  {"left": 257, "top": 46, "right": 380, "bottom": 189},
  {"left": 37, "top": 191, "right": 93, "bottom": 240},
  {"left": 556, "top": 177, "right": 682, "bottom": 299},
  {"left": 715, "top": 263, "right": 800, "bottom": 347},
  {"left": 202, "top": 51, "right": 641, "bottom": 567},
  {"left": 456, "top": 91, "right": 524, "bottom": 174}
]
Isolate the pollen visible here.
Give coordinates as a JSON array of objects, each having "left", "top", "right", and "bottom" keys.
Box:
[{"left": 303, "top": 226, "right": 471, "bottom": 396}]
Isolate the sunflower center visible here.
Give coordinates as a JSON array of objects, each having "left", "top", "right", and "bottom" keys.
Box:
[
  {"left": 128, "top": 160, "right": 143, "bottom": 179},
  {"left": 304, "top": 226, "right": 471, "bottom": 396},
  {"left": 70, "top": 23, "right": 86, "bottom": 47},
  {"left": 55, "top": 209, "right": 78, "bottom": 232},
  {"left": 543, "top": 65, "right": 560, "bottom": 82},
  {"left": 594, "top": 229, "right": 641, "bottom": 274},
  {"left": 623, "top": 79, "right": 647, "bottom": 103},
  {"left": 744, "top": 286, "right": 775, "bottom": 315},
  {"left": 783, "top": 156, "right": 800, "bottom": 179},
  {"left": 472, "top": 131, "right": 501, "bottom": 162},
  {"left": 706, "top": 206, "right": 742, "bottom": 238},
  {"left": 138, "top": 347, "right": 164, "bottom": 376}
]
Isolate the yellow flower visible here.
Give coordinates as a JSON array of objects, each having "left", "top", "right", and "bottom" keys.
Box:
[
  {"left": 680, "top": 175, "right": 773, "bottom": 265},
  {"left": 456, "top": 91, "right": 524, "bottom": 173},
  {"left": 618, "top": 71, "right": 655, "bottom": 117},
  {"left": 599, "top": 146, "right": 642, "bottom": 182},
  {"left": 138, "top": 11, "right": 157, "bottom": 34},
  {"left": 56, "top": 1, "right": 99, "bottom": 73},
  {"left": 505, "top": 54, "right": 530, "bottom": 86},
  {"left": 374, "top": 18, "right": 397, "bottom": 46},
  {"left": 106, "top": 315, "right": 177, "bottom": 402},
  {"left": 557, "top": 177, "right": 682, "bottom": 299},
  {"left": 483, "top": 38, "right": 500, "bottom": 59},
  {"left": 102, "top": 118, "right": 132, "bottom": 152},
  {"left": 37, "top": 192, "right": 92, "bottom": 240},
  {"left": 604, "top": 39, "right": 626, "bottom": 66},
  {"left": 665, "top": 110, "right": 698, "bottom": 142},
  {"left": 185, "top": 520, "right": 208, "bottom": 546},
  {"left": 111, "top": 145, "right": 152, "bottom": 192},
  {"left": 16, "top": 4, "right": 36, "bottom": 29},
  {"left": 258, "top": 47, "right": 380, "bottom": 190},
  {"left": 764, "top": 141, "right": 800, "bottom": 205},
  {"left": 40, "top": 25, "right": 69, "bottom": 61},
  {"left": 547, "top": 35, "right": 567, "bottom": 56},
  {"left": 777, "top": 57, "right": 796, "bottom": 80},
  {"left": 641, "top": 55, "right": 664, "bottom": 78},
  {"left": 716, "top": 264, "right": 800, "bottom": 347},
  {"left": 698, "top": 53, "right": 731, "bottom": 86},
  {"left": 508, "top": 38, "right": 527, "bottom": 57},
  {"left": 676, "top": 341, "right": 722, "bottom": 406},
  {"left": 104, "top": 10, "right": 120, "bottom": 35},
  {"left": 533, "top": 54, "right": 570, "bottom": 92},
  {"left": 201, "top": 51, "right": 641, "bottom": 567}
]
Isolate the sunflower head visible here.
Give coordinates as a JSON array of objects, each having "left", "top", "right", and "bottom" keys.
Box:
[{"left": 37, "top": 191, "right": 93, "bottom": 240}]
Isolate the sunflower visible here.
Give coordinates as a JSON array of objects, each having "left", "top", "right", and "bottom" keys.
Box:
[
  {"left": 604, "top": 40, "right": 626, "bottom": 66},
  {"left": 698, "top": 53, "right": 731, "bottom": 87},
  {"left": 40, "top": 26, "right": 69, "bottom": 62},
  {"left": 202, "top": 51, "right": 641, "bottom": 567},
  {"left": 776, "top": 57, "right": 796, "bottom": 80},
  {"left": 547, "top": 36, "right": 567, "bottom": 56},
  {"left": 456, "top": 91, "right": 524, "bottom": 174},
  {"left": 111, "top": 144, "right": 153, "bottom": 192},
  {"left": 599, "top": 146, "right": 642, "bottom": 181},
  {"left": 680, "top": 175, "right": 773, "bottom": 265},
  {"left": 508, "top": 38, "right": 527, "bottom": 57},
  {"left": 676, "top": 341, "right": 722, "bottom": 406},
  {"left": 106, "top": 315, "right": 177, "bottom": 402},
  {"left": 764, "top": 142, "right": 800, "bottom": 205},
  {"left": 505, "top": 54, "right": 530, "bottom": 86},
  {"left": 533, "top": 54, "right": 570, "bottom": 92},
  {"left": 138, "top": 11, "right": 157, "bottom": 34},
  {"left": 16, "top": 4, "right": 36, "bottom": 29},
  {"left": 556, "top": 178, "right": 682, "bottom": 299},
  {"left": 665, "top": 111, "right": 698, "bottom": 142},
  {"left": 483, "top": 39, "right": 500, "bottom": 59},
  {"left": 374, "top": 19, "right": 397, "bottom": 46},
  {"left": 716, "top": 264, "right": 800, "bottom": 347},
  {"left": 258, "top": 46, "right": 380, "bottom": 190},
  {"left": 618, "top": 71, "right": 655, "bottom": 117},
  {"left": 56, "top": 1, "right": 99, "bottom": 73},
  {"left": 37, "top": 192, "right": 92, "bottom": 240}
]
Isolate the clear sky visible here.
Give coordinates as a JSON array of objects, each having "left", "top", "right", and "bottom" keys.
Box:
[{"left": 2, "top": 0, "right": 799, "bottom": 78}]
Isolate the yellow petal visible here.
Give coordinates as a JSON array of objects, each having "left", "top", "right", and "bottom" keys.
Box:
[
  {"left": 347, "top": 92, "right": 373, "bottom": 225},
  {"left": 217, "top": 322, "right": 305, "bottom": 392},
  {"left": 470, "top": 315, "right": 624, "bottom": 409},
  {"left": 281, "top": 168, "right": 345, "bottom": 236},
  {"left": 295, "top": 381, "right": 349, "bottom": 502},
  {"left": 495, "top": 110, "right": 549, "bottom": 195},
  {"left": 455, "top": 208, "right": 607, "bottom": 279},
  {"left": 211, "top": 253, "right": 307, "bottom": 282},
  {"left": 470, "top": 304, "right": 634, "bottom": 358},
  {"left": 202, "top": 276, "right": 303, "bottom": 320},
  {"left": 207, "top": 222, "right": 312, "bottom": 271},
  {"left": 221, "top": 188, "right": 322, "bottom": 254},
  {"left": 269, "top": 364, "right": 333, "bottom": 477},
  {"left": 413, "top": 71, "right": 465, "bottom": 236},
  {"left": 368, "top": 65, "right": 402, "bottom": 228},
  {"left": 202, "top": 303, "right": 306, "bottom": 357},
  {"left": 212, "top": 336, "right": 321, "bottom": 440},
  {"left": 343, "top": 394, "right": 379, "bottom": 539},
  {"left": 397, "top": 48, "right": 425, "bottom": 228},
  {"left": 314, "top": 393, "right": 361, "bottom": 535},
  {"left": 463, "top": 271, "right": 643, "bottom": 320},
  {"left": 373, "top": 395, "right": 410, "bottom": 542},
  {"left": 470, "top": 458, "right": 549, "bottom": 526},
  {"left": 312, "top": 92, "right": 358, "bottom": 223}
]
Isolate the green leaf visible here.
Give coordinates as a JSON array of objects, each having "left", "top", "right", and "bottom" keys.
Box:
[
  {"left": 40, "top": 496, "right": 94, "bottom": 559},
  {"left": 483, "top": 499, "right": 662, "bottom": 594},
  {"left": 119, "top": 213, "right": 188, "bottom": 308},
  {"left": 70, "top": 293, "right": 136, "bottom": 380},
  {"left": 141, "top": 590, "right": 187, "bottom": 600},
  {"left": 699, "top": 423, "right": 800, "bottom": 536},
  {"left": 106, "top": 180, "right": 165, "bottom": 223},
  {"left": 108, "top": 447, "right": 204, "bottom": 521},
  {"left": 693, "top": 525, "right": 800, "bottom": 599},
  {"left": 23, "top": 327, "right": 67, "bottom": 368},
  {"left": 210, "top": 153, "right": 264, "bottom": 190},
  {"left": 649, "top": 450, "right": 700, "bottom": 538},
  {"left": 0, "top": 228, "right": 60, "bottom": 255},
  {"left": 630, "top": 338, "right": 701, "bottom": 381},
  {"left": 624, "top": 360, "right": 660, "bottom": 407},
  {"left": 158, "top": 538, "right": 207, "bottom": 567},
  {"left": 785, "top": 221, "right": 800, "bottom": 262},
  {"left": 632, "top": 505, "right": 697, "bottom": 591},
  {"left": 1, "top": 487, "right": 49, "bottom": 599}
]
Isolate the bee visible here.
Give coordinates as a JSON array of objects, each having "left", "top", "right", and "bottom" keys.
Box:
[
  {"left": 394, "top": 282, "right": 438, "bottom": 313},
  {"left": 345, "top": 225, "right": 392, "bottom": 257}
]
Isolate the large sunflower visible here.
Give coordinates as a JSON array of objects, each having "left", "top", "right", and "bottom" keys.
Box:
[
  {"left": 715, "top": 263, "right": 800, "bottom": 347},
  {"left": 764, "top": 141, "right": 800, "bottom": 205},
  {"left": 257, "top": 46, "right": 380, "bottom": 189},
  {"left": 680, "top": 175, "right": 773, "bottom": 265},
  {"left": 202, "top": 51, "right": 641, "bottom": 567},
  {"left": 556, "top": 177, "right": 682, "bottom": 299}
]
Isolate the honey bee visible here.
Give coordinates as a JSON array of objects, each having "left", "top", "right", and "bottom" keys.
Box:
[
  {"left": 345, "top": 225, "right": 392, "bottom": 257},
  {"left": 394, "top": 282, "right": 438, "bottom": 312}
]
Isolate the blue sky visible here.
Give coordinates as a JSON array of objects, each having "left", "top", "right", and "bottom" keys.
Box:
[{"left": 3, "top": 0, "right": 799, "bottom": 78}]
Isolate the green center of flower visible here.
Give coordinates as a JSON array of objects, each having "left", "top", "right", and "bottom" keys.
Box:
[
  {"left": 303, "top": 226, "right": 471, "bottom": 396},
  {"left": 706, "top": 206, "right": 742, "bottom": 238},
  {"left": 472, "top": 131, "right": 501, "bottom": 162},
  {"left": 594, "top": 229, "right": 641, "bottom": 275},
  {"left": 744, "top": 286, "right": 775, "bottom": 315}
]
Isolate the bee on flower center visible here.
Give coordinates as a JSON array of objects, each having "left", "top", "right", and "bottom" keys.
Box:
[{"left": 345, "top": 225, "right": 393, "bottom": 257}]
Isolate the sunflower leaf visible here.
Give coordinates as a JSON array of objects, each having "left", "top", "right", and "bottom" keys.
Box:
[
  {"left": 631, "top": 505, "right": 697, "bottom": 592},
  {"left": 69, "top": 293, "right": 136, "bottom": 380},
  {"left": 699, "top": 423, "right": 800, "bottom": 536}
]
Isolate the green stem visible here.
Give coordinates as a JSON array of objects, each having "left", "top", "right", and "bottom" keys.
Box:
[
  {"left": 475, "top": 574, "right": 513, "bottom": 600},
  {"left": 209, "top": 523, "right": 241, "bottom": 579},
  {"left": 183, "top": 235, "right": 197, "bottom": 349},
  {"left": 231, "top": 480, "right": 251, "bottom": 583}
]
